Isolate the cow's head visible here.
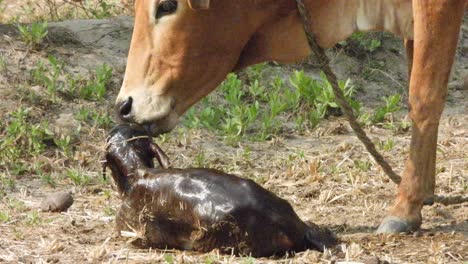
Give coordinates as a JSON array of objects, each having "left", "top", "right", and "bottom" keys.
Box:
[{"left": 116, "top": 0, "right": 310, "bottom": 135}]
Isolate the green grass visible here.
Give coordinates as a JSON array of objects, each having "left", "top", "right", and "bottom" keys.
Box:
[
  {"left": 26, "top": 210, "right": 41, "bottom": 226},
  {"left": 350, "top": 32, "right": 382, "bottom": 52},
  {"left": 79, "top": 64, "right": 113, "bottom": 101},
  {"left": 29, "top": 56, "right": 113, "bottom": 103},
  {"left": 75, "top": 107, "right": 113, "bottom": 129},
  {"left": 54, "top": 134, "right": 73, "bottom": 157},
  {"left": 40, "top": 173, "right": 56, "bottom": 187},
  {"left": 30, "top": 55, "right": 64, "bottom": 103},
  {"left": 0, "top": 55, "right": 7, "bottom": 72},
  {"left": 377, "top": 138, "right": 396, "bottom": 152},
  {"left": 66, "top": 168, "right": 91, "bottom": 186},
  {"left": 0, "top": 107, "right": 53, "bottom": 173},
  {"left": 83, "top": 1, "right": 117, "bottom": 19},
  {"left": 0, "top": 173, "right": 16, "bottom": 194},
  {"left": 184, "top": 67, "right": 360, "bottom": 143},
  {"left": 164, "top": 254, "right": 175, "bottom": 264},
  {"left": 372, "top": 94, "right": 401, "bottom": 123},
  {"left": 0, "top": 54, "right": 114, "bottom": 192},
  {"left": 243, "top": 257, "right": 256, "bottom": 264},
  {"left": 184, "top": 64, "right": 403, "bottom": 145},
  {"left": 341, "top": 32, "right": 383, "bottom": 56},
  {"left": 17, "top": 22, "right": 48, "bottom": 50},
  {"left": 359, "top": 94, "right": 402, "bottom": 125},
  {"left": 194, "top": 150, "right": 207, "bottom": 167},
  {"left": 0, "top": 211, "right": 10, "bottom": 223},
  {"left": 204, "top": 255, "right": 215, "bottom": 264},
  {"left": 354, "top": 160, "right": 372, "bottom": 172}
]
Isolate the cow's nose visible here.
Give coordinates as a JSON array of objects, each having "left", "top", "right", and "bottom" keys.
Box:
[{"left": 117, "top": 97, "right": 133, "bottom": 121}]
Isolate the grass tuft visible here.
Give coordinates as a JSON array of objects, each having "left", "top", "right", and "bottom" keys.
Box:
[{"left": 17, "top": 22, "right": 48, "bottom": 50}]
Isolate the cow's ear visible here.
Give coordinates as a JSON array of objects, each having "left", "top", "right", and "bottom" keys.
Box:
[{"left": 187, "top": 0, "right": 210, "bottom": 10}]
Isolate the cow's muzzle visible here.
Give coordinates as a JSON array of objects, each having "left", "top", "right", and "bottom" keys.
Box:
[{"left": 115, "top": 91, "right": 178, "bottom": 136}]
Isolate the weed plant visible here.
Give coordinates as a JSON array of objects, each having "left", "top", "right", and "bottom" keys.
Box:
[
  {"left": 184, "top": 67, "right": 361, "bottom": 143},
  {"left": 0, "top": 108, "right": 52, "bottom": 173},
  {"left": 29, "top": 56, "right": 113, "bottom": 103},
  {"left": 17, "top": 22, "right": 48, "bottom": 50}
]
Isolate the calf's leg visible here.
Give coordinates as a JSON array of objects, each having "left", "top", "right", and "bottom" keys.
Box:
[{"left": 377, "top": 0, "right": 465, "bottom": 233}]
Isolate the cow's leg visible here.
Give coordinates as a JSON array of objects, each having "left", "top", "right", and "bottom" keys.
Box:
[
  {"left": 404, "top": 38, "right": 437, "bottom": 206},
  {"left": 377, "top": 0, "right": 465, "bottom": 234},
  {"left": 404, "top": 39, "right": 414, "bottom": 78}
]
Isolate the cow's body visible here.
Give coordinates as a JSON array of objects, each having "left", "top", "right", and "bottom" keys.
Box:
[
  {"left": 236, "top": 0, "right": 414, "bottom": 69},
  {"left": 116, "top": 0, "right": 467, "bottom": 233}
]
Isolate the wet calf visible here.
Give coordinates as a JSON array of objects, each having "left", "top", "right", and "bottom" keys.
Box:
[{"left": 105, "top": 125, "right": 336, "bottom": 257}]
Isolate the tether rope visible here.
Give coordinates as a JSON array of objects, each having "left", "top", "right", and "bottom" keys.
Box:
[{"left": 295, "top": 0, "right": 402, "bottom": 184}]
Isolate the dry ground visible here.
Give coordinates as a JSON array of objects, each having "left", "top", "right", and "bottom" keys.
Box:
[
  {"left": 0, "top": 0, "right": 131, "bottom": 22},
  {"left": 0, "top": 11, "right": 467, "bottom": 264}
]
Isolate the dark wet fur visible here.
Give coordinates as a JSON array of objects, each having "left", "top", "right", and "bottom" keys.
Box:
[
  {"left": 105, "top": 124, "right": 168, "bottom": 193},
  {"left": 105, "top": 124, "right": 337, "bottom": 257}
]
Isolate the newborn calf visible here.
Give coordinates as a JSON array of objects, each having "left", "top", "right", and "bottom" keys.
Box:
[{"left": 105, "top": 125, "right": 336, "bottom": 257}]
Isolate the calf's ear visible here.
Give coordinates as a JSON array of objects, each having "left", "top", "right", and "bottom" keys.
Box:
[{"left": 187, "top": 0, "right": 210, "bottom": 9}]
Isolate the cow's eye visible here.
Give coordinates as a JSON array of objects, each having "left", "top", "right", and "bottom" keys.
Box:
[{"left": 156, "top": 0, "right": 178, "bottom": 19}]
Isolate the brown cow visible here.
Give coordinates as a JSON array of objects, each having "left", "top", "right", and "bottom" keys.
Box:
[{"left": 115, "top": 0, "right": 467, "bottom": 233}]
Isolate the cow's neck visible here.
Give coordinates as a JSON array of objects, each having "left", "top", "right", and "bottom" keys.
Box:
[{"left": 307, "top": 0, "right": 414, "bottom": 48}]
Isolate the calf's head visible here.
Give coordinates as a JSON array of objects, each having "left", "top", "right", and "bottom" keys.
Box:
[
  {"left": 116, "top": 0, "right": 309, "bottom": 135},
  {"left": 105, "top": 124, "right": 169, "bottom": 193}
]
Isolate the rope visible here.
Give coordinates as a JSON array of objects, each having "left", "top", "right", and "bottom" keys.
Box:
[{"left": 295, "top": 0, "right": 402, "bottom": 185}]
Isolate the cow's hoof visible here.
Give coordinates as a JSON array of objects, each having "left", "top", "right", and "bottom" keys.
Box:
[{"left": 376, "top": 216, "right": 420, "bottom": 234}]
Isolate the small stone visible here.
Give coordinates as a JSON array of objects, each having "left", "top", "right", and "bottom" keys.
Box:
[
  {"left": 41, "top": 192, "right": 74, "bottom": 212},
  {"left": 413, "top": 230, "right": 423, "bottom": 237},
  {"left": 30, "top": 85, "right": 45, "bottom": 95}
]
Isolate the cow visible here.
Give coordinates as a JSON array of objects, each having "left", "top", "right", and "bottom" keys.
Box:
[
  {"left": 104, "top": 124, "right": 337, "bottom": 256},
  {"left": 115, "top": 0, "right": 467, "bottom": 234}
]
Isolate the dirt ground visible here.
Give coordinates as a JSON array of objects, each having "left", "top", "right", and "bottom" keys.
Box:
[
  {"left": 0, "top": 14, "right": 467, "bottom": 264},
  {"left": 0, "top": 0, "right": 131, "bottom": 22}
]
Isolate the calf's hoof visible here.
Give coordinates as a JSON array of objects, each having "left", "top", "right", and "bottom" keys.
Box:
[{"left": 376, "top": 216, "right": 420, "bottom": 234}]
